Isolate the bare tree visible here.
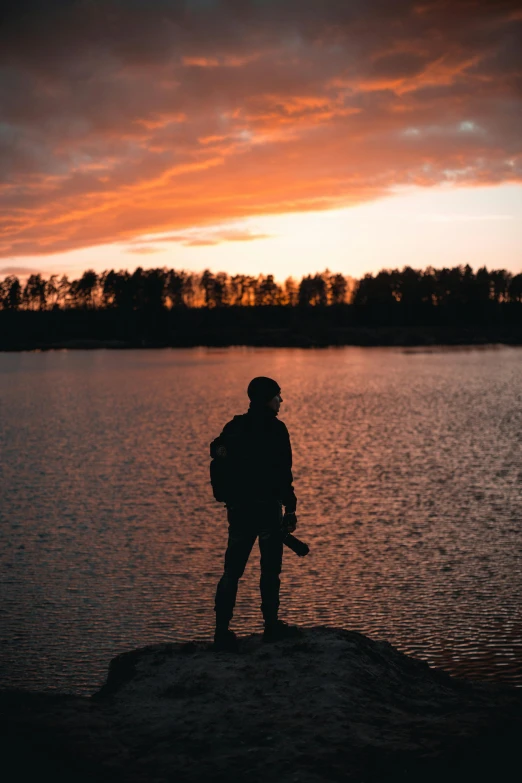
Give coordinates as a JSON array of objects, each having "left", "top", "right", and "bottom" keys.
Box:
[
  {"left": 1, "top": 276, "right": 22, "bottom": 309},
  {"left": 23, "top": 274, "right": 47, "bottom": 310},
  {"left": 329, "top": 273, "right": 348, "bottom": 305},
  {"left": 282, "top": 277, "right": 298, "bottom": 306}
]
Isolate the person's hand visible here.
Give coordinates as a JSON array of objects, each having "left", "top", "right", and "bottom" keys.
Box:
[{"left": 283, "top": 511, "right": 298, "bottom": 534}]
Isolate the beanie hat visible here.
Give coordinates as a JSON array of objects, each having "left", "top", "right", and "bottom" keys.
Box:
[{"left": 247, "top": 376, "right": 281, "bottom": 405}]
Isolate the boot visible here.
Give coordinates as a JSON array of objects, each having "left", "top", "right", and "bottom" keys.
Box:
[
  {"left": 263, "top": 619, "right": 303, "bottom": 643},
  {"left": 213, "top": 627, "right": 239, "bottom": 652}
]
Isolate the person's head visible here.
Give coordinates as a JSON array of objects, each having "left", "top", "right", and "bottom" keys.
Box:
[{"left": 247, "top": 376, "right": 283, "bottom": 414}]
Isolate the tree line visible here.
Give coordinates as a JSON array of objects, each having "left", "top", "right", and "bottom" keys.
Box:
[{"left": 1, "top": 264, "right": 521, "bottom": 311}]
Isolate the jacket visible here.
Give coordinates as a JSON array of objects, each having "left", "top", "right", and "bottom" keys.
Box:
[{"left": 219, "top": 404, "right": 297, "bottom": 512}]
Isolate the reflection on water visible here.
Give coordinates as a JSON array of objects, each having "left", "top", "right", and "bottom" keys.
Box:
[{"left": 0, "top": 346, "right": 521, "bottom": 694}]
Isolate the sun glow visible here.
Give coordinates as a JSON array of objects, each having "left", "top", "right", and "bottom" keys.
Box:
[{"left": 5, "top": 184, "right": 520, "bottom": 283}]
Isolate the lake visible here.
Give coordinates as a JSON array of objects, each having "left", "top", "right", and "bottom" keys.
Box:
[{"left": 0, "top": 346, "right": 521, "bottom": 694}]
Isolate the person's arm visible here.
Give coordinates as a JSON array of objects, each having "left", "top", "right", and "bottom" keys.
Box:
[{"left": 280, "top": 423, "right": 297, "bottom": 515}]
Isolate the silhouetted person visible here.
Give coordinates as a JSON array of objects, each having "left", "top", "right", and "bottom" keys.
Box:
[{"left": 212, "top": 376, "right": 302, "bottom": 651}]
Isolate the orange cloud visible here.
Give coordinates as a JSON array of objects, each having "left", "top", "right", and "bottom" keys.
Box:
[
  {"left": 182, "top": 56, "right": 220, "bottom": 67},
  {"left": 0, "top": 265, "right": 51, "bottom": 277},
  {"left": 126, "top": 246, "right": 165, "bottom": 255},
  {"left": 0, "top": 0, "right": 520, "bottom": 257},
  {"left": 127, "top": 228, "right": 272, "bottom": 249}
]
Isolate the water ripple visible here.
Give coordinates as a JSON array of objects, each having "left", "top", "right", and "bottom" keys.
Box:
[{"left": 0, "top": 346, "right": 521, "bottom": 694}]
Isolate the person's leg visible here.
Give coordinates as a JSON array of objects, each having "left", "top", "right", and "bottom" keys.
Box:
[
  {"left": 258, "top": 502, "right": 284, "bottom": 625},
  {"left": 214, "top": 506, "right": 257, "bottom": 630}
]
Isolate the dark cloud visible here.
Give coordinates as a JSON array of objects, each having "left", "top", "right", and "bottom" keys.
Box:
[{"left": 0, "top": 0, "right": 520, "bottom": 257}]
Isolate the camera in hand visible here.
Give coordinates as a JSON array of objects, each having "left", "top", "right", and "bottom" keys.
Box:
[{"left": 282, "top": 532, "right": 310, "bottom": 557}]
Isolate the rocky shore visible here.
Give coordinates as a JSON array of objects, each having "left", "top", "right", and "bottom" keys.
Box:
[{"left": 1, "top": 626, "right": 520, "bottom": 783}]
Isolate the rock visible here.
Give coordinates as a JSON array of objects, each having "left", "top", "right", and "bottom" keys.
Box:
[{"left": 1, "top": 626, "right": 520, "bottom": 783}]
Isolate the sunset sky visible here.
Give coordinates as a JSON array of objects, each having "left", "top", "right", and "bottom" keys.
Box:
[{"left": 1, "top": 0, "right": 521, "bottom": 281}]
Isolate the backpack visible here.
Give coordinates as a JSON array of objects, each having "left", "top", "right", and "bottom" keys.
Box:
[{"left": 209, "top": 416, "right": 249, "bottom": 502}]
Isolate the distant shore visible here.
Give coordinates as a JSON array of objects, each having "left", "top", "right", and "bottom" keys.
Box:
[
  {"left": 2, "top": 326, "right": 522, "bottom": 351},
  {"left": 2, "top": 304, "right": 521, "bottom": 351}
]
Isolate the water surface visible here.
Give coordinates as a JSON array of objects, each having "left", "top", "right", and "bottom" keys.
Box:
[{"left": 1, "top": 346, "right": 521, "bottom": 693}]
